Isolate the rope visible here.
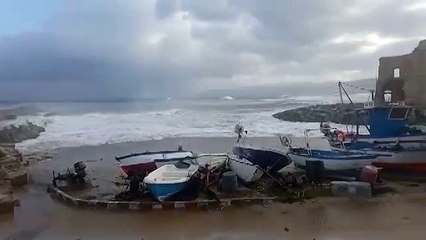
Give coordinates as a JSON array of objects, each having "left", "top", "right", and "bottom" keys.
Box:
[
  {"left": 229, "top": 158, "right": 259, "bottom": 167},
  {"left": 341, "top": 81, "right": 374, "bottom": 92}
]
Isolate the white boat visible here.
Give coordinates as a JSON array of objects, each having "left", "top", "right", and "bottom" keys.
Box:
[
  {"left": 228, "top": 155, "right": 264, "bottom": 183},
  {"left": 115, "top": 149, "right": 195, "bottom": 175},
  {"left": 193, "top": 153, "right": 228, "bottom": 172},
  {"left": 288, "top": 148, "right": 384, "bottom": 172},
  {"left": 143, "top": 164, "right": 199, "bottom": 202},
  {"left": 281, "top": 131, "right": 386, "bottom": 174}
]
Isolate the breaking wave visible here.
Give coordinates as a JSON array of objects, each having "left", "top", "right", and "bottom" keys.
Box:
[{"left": 6, "top": 96, "right": 360, "bottom": 152}]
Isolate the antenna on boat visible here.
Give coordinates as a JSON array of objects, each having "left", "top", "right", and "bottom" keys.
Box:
[
  {"left": 338, "top": 82, "right": 349, "bottom": 133},
  {"left": 234, "top": 123, "right": 245, "bottom": 143},
  {"left": 338, "top": 81, "right": 371, "bottom": 133},
  {"left": 303, "top": 129, "right": 312, "bottom": 155}
]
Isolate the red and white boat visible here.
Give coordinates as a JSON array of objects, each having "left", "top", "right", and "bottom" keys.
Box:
[{"left": 115, "top": 149, "right": 195, "bottom": 176}]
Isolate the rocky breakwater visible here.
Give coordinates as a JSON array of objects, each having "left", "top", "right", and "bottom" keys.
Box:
[
  {"left": 273, "top": 103, "right": 365, "bottom": 125},
  {"left": 0, "top": 121, "right": 45, "bottom": 143}
]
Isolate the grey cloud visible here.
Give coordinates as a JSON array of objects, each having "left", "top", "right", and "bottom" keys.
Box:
[
  {"left": 0, "top": 0, "right": 425, "bottom": 100},
  {"left": 155, "top": 0, "right": 178, "bottom": 19}
]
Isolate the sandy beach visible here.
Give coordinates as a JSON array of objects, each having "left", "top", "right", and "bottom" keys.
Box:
[{"left": 1, "top": 137, "right": 426, "bottom": 240}]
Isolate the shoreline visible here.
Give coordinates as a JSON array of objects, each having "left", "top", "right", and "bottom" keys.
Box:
[{"left": 21, "top": 135, "right": 330, "bottom": 154}]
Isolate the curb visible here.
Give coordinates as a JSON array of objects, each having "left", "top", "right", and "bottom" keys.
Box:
[{"left": 48, "top": 185, "right": 277, "bottom": 211}]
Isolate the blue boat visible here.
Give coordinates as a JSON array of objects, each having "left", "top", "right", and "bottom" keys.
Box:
[
  {"left": 323, "top": 102, "right": 426, "bottom": 171},
  {"left": 143, "top": 164, "right": 199, "bottom": 202},
  {"left": 320, "top": 82, "right": 426, "bottom": 171},
  {"left": 233, "top": 123, "right": 292, "bottom": 172},
  {"left": 233, "top": 144, "right": 291, "bottom": 172}
]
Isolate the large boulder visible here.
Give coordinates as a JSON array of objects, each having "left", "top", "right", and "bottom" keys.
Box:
[
  {"left": 0, "top": 121, "right": 45, "bottom": 143},
  {"left": 273, "top": 103, "right": 365, "bottom": 125}
]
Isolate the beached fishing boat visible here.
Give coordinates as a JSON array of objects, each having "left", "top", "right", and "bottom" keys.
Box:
[
  {"left": 232, "top": 144, "right": 291, "bottom": 172},
  {"left": 288, "top": 147, "right": 383, "bottom": 172},
  {"left": 322, "top": 84, "right": 426, "bottom": 171},
  {"left": 233, "top": 124, "right": 292, "bottom": 172},
  {"left": 281, "top": 130, "right": 385, "bottom": 173},
  {"left": 324, "top": 103, "right": 426, "bottom": 150},
  {"left": 228, "top": 155, "right": 263, "bottom": 183},
  {"left": 143, "top": 164, "right": 199, "bottom": 202},
  {"left": 193, "top": 153, "right": 228, "bottom": 172},
  {"left": 115, "top": 149, "right": 195, "bottom": 175}
]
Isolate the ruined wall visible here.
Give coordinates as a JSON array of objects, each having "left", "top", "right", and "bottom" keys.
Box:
[{"left": 376, "top": 40, "right": 426, "bottom": 110}]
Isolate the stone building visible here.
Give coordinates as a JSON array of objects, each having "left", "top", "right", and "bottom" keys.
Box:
[{"left": 375, "top": 40, "right": 426, "bottom": 112}]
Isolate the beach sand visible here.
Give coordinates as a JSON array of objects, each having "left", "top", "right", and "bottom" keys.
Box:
[{"left": 1, "top": 137, "right": 426, "bottom": 240}]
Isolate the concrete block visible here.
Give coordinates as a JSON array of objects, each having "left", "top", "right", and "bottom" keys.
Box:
[
  {"left": 330, "top": 181, "right": 349, "bottom": 197},
  {"left": 2, "top": 166, "right": 28, "bottom": 186},
  {"left": 348, "top": 181, "right": 372, "bottom": 198}
]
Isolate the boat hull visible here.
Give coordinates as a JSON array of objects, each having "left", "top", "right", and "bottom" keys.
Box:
[
  {"left": 289, "top": 153, "right": 374, "bottom": 171},
  {"left": 330, "top": 135, "right": 426, "bottom": 150},
  {"left": 232, "top": 145, "right": 291, "bottom": 172},
  {"left": 229, "top": 156, "right": 263, "bottom": 183},
  {"left": 116, "top": 151, "right": 195, "bottom": 175},
  {"left": 288, "top": 149, "right": 380, "bottom": 171},
  {"left": 145, "top": 181, "right": 188, "bottom": 202},
  {"left": 120, "top": 161, "right": 157, "bottom": 175},
  {"left": 371, "top": 150, "right": 426, "bottom": 171},
  {"left": 143, "top": 164, "right": 199, "bottom": 202},
  {"left": 329, "top": 138, "right": 426, "bottom": 171}
]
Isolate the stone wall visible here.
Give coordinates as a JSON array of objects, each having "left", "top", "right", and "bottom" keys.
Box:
[{"left": 376, "top": 40, "right": 426, "bottom": 112}]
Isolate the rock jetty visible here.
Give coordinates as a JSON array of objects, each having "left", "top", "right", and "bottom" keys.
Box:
[
  {"left": 0, "top": 121, "right": 45, "bottom": 143},
  {"left": 273, "top": 103, "right": 365, "bottom": 125}
]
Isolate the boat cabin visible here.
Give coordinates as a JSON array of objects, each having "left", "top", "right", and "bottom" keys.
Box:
[{"left": 358, "top": 101, "right": 413, "bottom": 138}]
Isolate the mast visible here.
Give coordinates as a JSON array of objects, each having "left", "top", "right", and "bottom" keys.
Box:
[
  {"left": 339, "top": 82, "right": 371, "bottom": 133},
  {"left": 338, "top": 82, "right": 349, "bottom": 133}
]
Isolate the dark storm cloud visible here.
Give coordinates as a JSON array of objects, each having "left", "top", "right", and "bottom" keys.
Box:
[{"left": 0, "top": 0, "right": 425, "bottom": 100}]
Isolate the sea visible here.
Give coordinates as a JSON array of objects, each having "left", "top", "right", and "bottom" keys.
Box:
[{"left": 0, "top": 94, "right": 369, "bottom": 152}]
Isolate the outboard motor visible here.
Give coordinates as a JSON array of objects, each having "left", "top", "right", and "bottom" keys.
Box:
[
  {"left": 53, "top": 161, "right": 87, "bottom": 185},
  {"left": 73, "top": 161, "right": 87, "bottom": 179}
]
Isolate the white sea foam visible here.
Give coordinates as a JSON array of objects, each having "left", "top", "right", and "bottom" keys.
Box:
[
  {"left": 11, "top": 96, "right": 368, "bottom": 152},
  {"left": 223, "top": 96, "right": 234, "bottom": 100}
]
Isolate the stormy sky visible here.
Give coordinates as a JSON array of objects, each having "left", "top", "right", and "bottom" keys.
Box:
[{"left": 0, "top": 0, "right": 425, "bottom": 100}]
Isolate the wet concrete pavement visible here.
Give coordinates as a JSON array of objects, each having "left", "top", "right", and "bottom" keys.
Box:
[{"left": 1, "top": 137, "right": 426, "bottom": 240}]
